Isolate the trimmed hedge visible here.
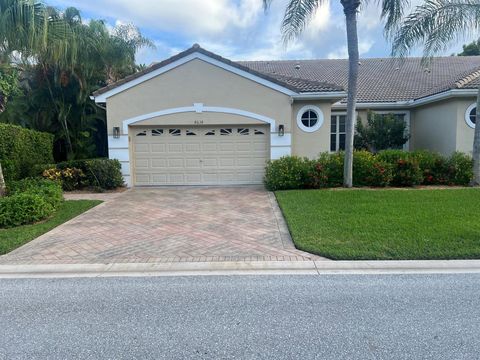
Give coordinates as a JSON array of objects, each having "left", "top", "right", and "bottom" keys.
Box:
[
  {"left": 0, "top": 179, "right": 63, "bottom": 228},
  {"left": 39, "top": 158, "right": 124, "bottom": 190},
  {"left": 264, "top": 150, "right": 473, "bottom": 191},
  {"left": 0, "top": 124, "right": 54, "bottom": 181}
]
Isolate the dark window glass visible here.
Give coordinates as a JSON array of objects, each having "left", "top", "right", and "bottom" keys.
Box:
[
  {"left": 470, "top": 107, "right": 477, "bottom": 125},
  {"left": 339, "top": 116, "right": 346, "bottom": 133},
  {"left": 301, "top": 110, "right": 318, "bottom": 128},
  {"left": 330, "top": 116, "right": 337, "bottom": 132},
  {"left": 330, "top": 134, "right": 336, "bottom": 152},
  {"left": 339, "top": 134, "right": 346, "bottom": 150}
]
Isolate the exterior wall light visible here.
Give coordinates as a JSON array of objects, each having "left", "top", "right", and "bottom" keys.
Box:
[
  {"left": 113, "top": 127, "right": 120, "bottom": 139},
  {"left": 278, "top": 124, "right": 285, "bottom": 137}
]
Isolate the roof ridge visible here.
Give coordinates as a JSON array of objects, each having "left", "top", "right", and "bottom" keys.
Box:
[
  {"left": 270, "top": 73, "right": 344, "bottom": 91},
  {"left": 455, "top": 67, "right": 480, "bottom": 88}
]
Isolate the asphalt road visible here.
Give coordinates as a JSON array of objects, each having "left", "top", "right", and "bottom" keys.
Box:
[{"left": 0, "top": 274, "right": 479, "bottom": 359}]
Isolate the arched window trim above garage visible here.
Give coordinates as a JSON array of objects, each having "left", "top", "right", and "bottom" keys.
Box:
[
  {"left": 296, "top": 105, "right": 324, "bottom": 133},
  {"left": 122, "top": 105, "right": 276, "bottom": 133},
  {"left": 465, "top": 103, "right": 477, "bottom": 129}
]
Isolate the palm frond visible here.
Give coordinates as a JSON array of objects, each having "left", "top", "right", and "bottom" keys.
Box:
[
  {"left": 392, "top": 0, "right": 480, "bottom": 58},
  {"left": 281, "top": 0, "right": 325, "bottom": 44}
]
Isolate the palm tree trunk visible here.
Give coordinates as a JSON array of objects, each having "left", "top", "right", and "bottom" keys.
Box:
[
  {"left": 341, "top": 0, "right": 361, "bottom": 188},
  {"left": 472, "top": 85, "right": 480, "bottom": 185},
  {"left": 0, "top": 162, "right": 5, "bottom": 197}
]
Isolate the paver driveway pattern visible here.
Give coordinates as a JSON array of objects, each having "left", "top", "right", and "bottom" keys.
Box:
[{"left": 1, "top": 187, "right": 320, "bottom": 264}]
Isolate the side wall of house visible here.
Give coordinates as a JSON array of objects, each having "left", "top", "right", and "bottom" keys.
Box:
[
  {"left": 410, "top": 99, "right": 459, "bottom": 155},
  {"left": 455, "top": 97, "right": 478, "bottom": 154},
  {"left": 291, "top": 100, "right": 334, "bottom": 158}
]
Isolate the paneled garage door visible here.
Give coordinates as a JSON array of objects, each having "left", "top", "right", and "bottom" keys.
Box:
[{"left": 132, "top": 125, "right": 269, "bottom": 185}]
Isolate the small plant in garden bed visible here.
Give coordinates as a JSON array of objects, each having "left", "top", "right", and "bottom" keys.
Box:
[{"left": 39, "top": 158, "right": 124, "bottom": 191}]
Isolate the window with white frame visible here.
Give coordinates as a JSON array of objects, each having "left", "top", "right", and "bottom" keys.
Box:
[
  {"left": 330, "top": 114, "right": 346, "bottom": 151},
  {"left": 465, "top": 103, "right": 477, "bottom": 129}
]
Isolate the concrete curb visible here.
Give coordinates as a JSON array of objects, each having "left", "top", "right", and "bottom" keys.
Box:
[{"left": 1, "top": 260, "right": 480, "bottom": 278}]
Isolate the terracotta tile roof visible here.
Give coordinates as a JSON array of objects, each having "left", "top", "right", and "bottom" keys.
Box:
[{"left": 239, "top": 56, "right": 480, "bottom": 102}]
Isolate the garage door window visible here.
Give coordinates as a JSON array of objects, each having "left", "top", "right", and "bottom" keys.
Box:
[
  {"left": 169, "top": 129, "right": 181, "bottom": 136},
  {"left": 205, "top": 130, "right": 216, "bottom": 136},
  {"left": 152, "top": 129, "right": 163, "bottom": 136},
  {"left": 220, "top": 128, "right": 233, "bottom": 135},
  {"left": 238, "top": 128, "right": 249, "bottom": 135},
  {"left": 186, "top": 130, "right": 197, "bottom": 136},
  {"left": 254, "top": 129, "right": 264, "bottom": 135},
  {"left": 136, "top": 130, "right": 147, "bottom": 136}
]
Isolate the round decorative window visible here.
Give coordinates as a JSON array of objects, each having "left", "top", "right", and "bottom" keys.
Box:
[
  {"left": 296, "top": 106, "right": 324, "bottom": 132},
  {"left": 465, "top": 103, "right": 477, "bottom": 129}
]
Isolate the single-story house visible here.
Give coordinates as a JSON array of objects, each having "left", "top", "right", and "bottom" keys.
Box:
[{"left": 92, "top": 44, "right": 480, "bottom": 187}]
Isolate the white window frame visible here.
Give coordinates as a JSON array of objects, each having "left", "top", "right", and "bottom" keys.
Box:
[
  {"left": 465, "top": 103, "right": 477, "bottom": 129},
  {"left": 373, "top": 110, "right": 411, "bottom": 151},
  {"left": 296, "top": 105, "right": 324, "bottom": 133},
  {"left": 330, "top": 112, "right": 347, "bottom": 152}
]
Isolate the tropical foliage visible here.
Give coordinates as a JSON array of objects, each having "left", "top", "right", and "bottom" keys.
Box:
[
  {"left": 354, "top": 112, "right": 410, "bottom": 152},
  {"left": 459, "top": 38, "right": 480, "bottom": 56},
  {"left": 391, "top": 0, "right": 480, "bottom": 185},
  {"left": 0, "top": 0, "right": 152, "bottom": 161},
  {"left": 264, "top": 0, "right": 413, "bottom": 187}
]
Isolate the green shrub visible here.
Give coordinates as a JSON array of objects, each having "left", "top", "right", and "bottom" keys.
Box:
[
  {"left": 376, "top": 149, "right": 410, "bottom": 164},
  {"left": 84, "top": 159, "right": 124, "bottom": 190},
  {"left": 0, "top": 193, "right": 53, "bottom": 228},
  {"left": 318, "top": 152, "right": 344, "bottom": 187},
  {"left": 410, "top": 150, "right": 449, "bottom": 185},
  {"left": 390, "top": 158, "right": 423, "bottom": 186},
  {"left": 40, "top": 158, "right": 124, "bottom": 190},
  {"left": 447, "top": 152, "right": 473, "bottom": 185},
  {"left": 0, "top": 124, "right": 54, "bottom": 181},
  {"left": 42, "top": 167, "right": 86, "bottom": 191},
  {"left": 264, "top": 156, "right": 311, "bottom": 191},
  {"left": 353, "top": 151, "right": 393, "bottom": 187},
  {"left": 8, "top": 178, "right": 63, "bottom": 209}
]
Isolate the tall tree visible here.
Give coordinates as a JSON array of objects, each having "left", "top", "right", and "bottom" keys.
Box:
[
  {"left": 1, "top": 4, "right": 153, "bottom": 160},
  {"left": 263, "top": 0, "right": 410, "bottom": 187},
  {"left": 458, "top": 39, "right": 480, "bottom": 56},
  {"left": 391, "top": 0, "right": 480, "bottom": 185}
]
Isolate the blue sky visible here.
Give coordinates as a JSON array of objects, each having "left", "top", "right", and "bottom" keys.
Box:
[{"left": 48, "top": 0, "right": 471, "bottom": 65}]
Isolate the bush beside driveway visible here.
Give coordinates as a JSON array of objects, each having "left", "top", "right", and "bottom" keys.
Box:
[{"left": 276, "top": 188, "right": 480, "bottom": 260}]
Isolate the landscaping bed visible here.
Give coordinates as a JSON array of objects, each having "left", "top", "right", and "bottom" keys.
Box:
[
  {"left": 276, "top": 188, "right": 480, "bottom": 260},
  {"left": 0, "top": 200, "right": 101, "bottom": 255}
]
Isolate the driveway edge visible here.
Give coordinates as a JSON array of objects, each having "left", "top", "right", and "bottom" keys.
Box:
[{"left": 1, "top": 259, "right": 480, "bottom": 278}]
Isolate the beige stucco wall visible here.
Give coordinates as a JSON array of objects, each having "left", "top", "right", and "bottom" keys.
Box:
[
  {"left": 455, "top": 97, "right": 477, "bottom": 154},
  {"left": 106, "top": 58, "right": 292, "bottom": 134},
  {"left": 410, "top": 99, "right": 459, "bottom": 155},
  {"left": 292, "top": 101, "right": 333, "bottom": 158}
]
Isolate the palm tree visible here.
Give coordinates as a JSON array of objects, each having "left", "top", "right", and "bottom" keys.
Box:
[
  {"left": 264, "top": 0, "right": 410, "bottom": 187},
  {"left": 391, "top": 0, "right": 480, "bottom": 185}
]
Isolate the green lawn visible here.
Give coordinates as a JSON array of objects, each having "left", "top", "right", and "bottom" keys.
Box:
[
  {"left": 0, "top": 200, "right": 101, "bottom": 255},
  {"left": 276, "top": 188, "right": 480, "bottom": 260}
]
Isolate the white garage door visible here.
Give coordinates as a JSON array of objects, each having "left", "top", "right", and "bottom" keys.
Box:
[{"left": 132, "top": 125, "right": 269, "bottom": 185}]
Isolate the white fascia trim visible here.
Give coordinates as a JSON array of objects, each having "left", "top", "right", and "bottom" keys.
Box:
[
  {"left": 412, "top": 89, "right": 477, "bottom": 107},
  {"left": 332, "top": 89, "right": 477, "bottom": 110},
  {"left": 292, "top": 91, "right": 347, "bottom": 100},
  {"left": 122, "top": 106, "right": 277, "bottom": 133},
  {"left": 332, "top": 101, "right": 410, "bottom": 110},
  {"left": 94, "top": 52, "right": 297, "bottom": 102}
]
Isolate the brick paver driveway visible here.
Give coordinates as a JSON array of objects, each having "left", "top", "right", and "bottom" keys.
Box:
[{"left": 1, "top": 187, "right": 319, "bottom": 264}]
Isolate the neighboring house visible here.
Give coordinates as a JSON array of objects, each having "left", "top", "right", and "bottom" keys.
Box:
[{"left": 92, "top": 44, "right": 480, "bottom": 187}]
